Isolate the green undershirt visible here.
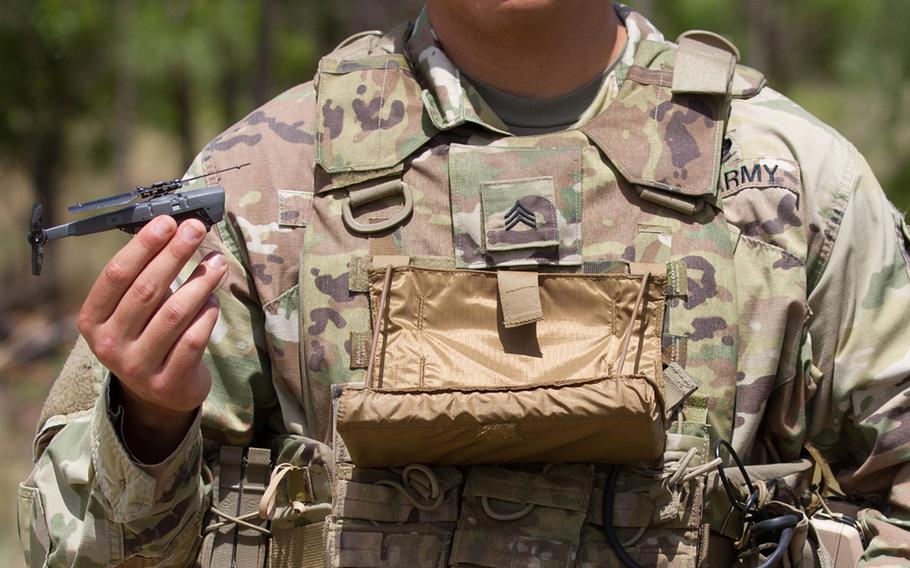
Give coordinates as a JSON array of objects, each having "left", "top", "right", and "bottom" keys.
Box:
[{"left": 464, "top": 42, "right": 625, "bottom": 135}]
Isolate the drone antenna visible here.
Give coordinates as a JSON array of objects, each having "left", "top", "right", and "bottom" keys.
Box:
[
  {"left": 176, "top": 162, "right": 251, "bottom": 187},
  {"left": 68, "top": 162, "right": 251, "bottom": 214}
]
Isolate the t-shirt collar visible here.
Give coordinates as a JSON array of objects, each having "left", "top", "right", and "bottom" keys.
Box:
[{"left": 405, "top": 2, "right": 665, "bottom": 135}]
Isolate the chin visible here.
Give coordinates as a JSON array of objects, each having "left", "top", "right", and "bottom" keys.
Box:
[{"left": 438, "top": 0, "right": 572, "bottom": 21}]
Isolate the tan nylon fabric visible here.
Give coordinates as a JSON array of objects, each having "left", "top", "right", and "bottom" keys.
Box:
[
  {"left": 367, "top": 267, "right": 665, "bottom": 389},
  {"left": 235, "top": 448, "right": 270, "bottom": 568},
  {"left": 269, "top": 522, "right": 325, "bottom": 568},
  {"left": 336, "top": 267, "right": 667, "bottom": 467},
  {"left": 209, "top": 447, "right": 244, "bottom": 568},
  {"left": 671, "top": 36, "right": 736, "bottom": 95},
  {"left": 497, "top": 270, "right": 544, "bottom": 328}
]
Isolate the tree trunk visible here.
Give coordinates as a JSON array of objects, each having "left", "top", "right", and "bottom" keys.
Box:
[
  {"left": 253, "top": 0, "right": 279, "bottom": 106},
  {"left": 168, "top": 0, "right": 194, "bottom": 167},
  {"left": 172, "top": 65, "right": 195, "bottom": 168},
  {"left": 746, "top": 0, "right": 774, "bottom": 79},
  {"left": 219, "top": 46, "right": 242, "bottom": 125},
  {"left": 113, "top": 0, "right": 137, "bottom": 190}
]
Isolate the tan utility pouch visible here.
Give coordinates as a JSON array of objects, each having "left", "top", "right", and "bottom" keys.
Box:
[{"left": 337, "top": 266, "right": 667, "bottom": 467}]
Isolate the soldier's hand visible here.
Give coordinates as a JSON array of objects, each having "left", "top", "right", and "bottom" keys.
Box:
[{"left": 76, "top": 216, "right": 226, "bottom": 461}]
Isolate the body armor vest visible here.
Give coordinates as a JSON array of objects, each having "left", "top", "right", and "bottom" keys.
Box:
[{"left": 259, "top": 23, "right": 819, "bottom": 568}]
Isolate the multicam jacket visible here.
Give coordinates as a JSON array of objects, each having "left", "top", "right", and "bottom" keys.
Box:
[{"left": 18, "top": 4, "right": 910, "bottom": 567}]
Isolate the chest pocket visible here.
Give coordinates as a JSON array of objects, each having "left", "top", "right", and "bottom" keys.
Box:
[{"left": 337, "top": 266, "right": 667, "bottom": 468}]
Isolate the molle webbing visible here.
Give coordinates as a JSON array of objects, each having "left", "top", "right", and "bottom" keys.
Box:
[
  {"left": 235, "top": 448, "right": 270, "bottom": 568},
  {"left": 209, "top": 447, "right": 243, "bottom": 567},
  {"left": 269, "top": 523, "right": 326, "bottom": 568},
  {"left": 205, "top": 446, "right": 271, "bottom": 568}
]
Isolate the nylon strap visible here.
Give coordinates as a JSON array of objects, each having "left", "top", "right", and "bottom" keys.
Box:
[
  {"left": 209, "top": 446, "right": 243, "bottom": 568},
  {"left": 235, "top": 448, "right": 270, "bottom": 568},
  {"left": 496, "top": 270, "right": 543, "bottom": 328},
  {"left": 672, "top": 36, "right": 736, "bottom": 95},
  {"left": 638, "top": 186, "right": 704, "bottom": 215},
  {"left": 371, "top": 255, "right": 410, "bottom": 269},
  {"left": 664, "top": 362, "right": 699, "bottom": 418}
]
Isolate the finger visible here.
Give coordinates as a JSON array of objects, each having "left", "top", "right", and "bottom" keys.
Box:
[
  {"left": 139, "top": 252, "right": 227, "bottom": 369},
  {"left": 79, "top": 216, "right": 177, "bottom": 328},
  {"left": 110, "top": 219, "right": 208, "bottom": 338},
  {"left": 152, "top": 295, "right": 220, "bottom": 411}
]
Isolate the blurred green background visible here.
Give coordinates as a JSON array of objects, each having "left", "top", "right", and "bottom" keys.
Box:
[{"left": 1, "top": 0, "right": 908, "bottom": 565}]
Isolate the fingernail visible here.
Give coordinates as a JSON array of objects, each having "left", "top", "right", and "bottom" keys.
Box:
[
  {"left": 181, "top": 222, "right": 204, "bottom": 241},
  {"left": 206, "top": 253, "right": 226, "bottom": 269},
  {"left": 153, "top": 217, "right": 173, "bottom": 236}
]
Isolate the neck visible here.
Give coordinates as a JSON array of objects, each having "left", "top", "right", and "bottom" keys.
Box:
[{"left": 426, "top": 0, "right": 626, "bottom": 99}]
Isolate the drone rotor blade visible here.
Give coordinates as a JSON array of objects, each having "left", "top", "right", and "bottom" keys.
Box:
[
  {"left": 28, "top": 204, "right": 45, "bottom": 275},
  {"left": 68, "top": 191, "right": 138, "bottom": 213},
  {"left": 31, "top": 243, "right": 44, "bottom": 276},
  {"left": 30, "top": 203, "right": 43, "bottom": 231}
]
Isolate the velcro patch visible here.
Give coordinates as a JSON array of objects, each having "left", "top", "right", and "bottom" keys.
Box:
[
  {"left": 278, "top": 190, "right": 312, "bottom": 228},
  {"left": 720, "top": 157, "right": 801, "bottom": 196},
  {"left": 481, "top": 177, "right": 559, "bottom": 252},
  {"left": 449, "top": 144, "right": 583, "bottom": 269}
]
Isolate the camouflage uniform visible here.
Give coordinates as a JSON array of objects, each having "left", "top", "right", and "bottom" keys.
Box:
[{"left": 18, "top": 4, "right": 910, "bottom": 567}]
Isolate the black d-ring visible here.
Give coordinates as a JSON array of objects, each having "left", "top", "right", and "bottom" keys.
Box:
[{"left": 715, "top": 439, "right": 757, "bottom": 512}]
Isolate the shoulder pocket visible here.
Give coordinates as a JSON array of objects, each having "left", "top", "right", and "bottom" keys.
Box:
[{"left": 18, "top": 482, "right": 50, "bottom": 566}]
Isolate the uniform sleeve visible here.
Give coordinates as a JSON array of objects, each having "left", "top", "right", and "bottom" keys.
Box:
[
  {"left": 806, "top": 147, "right": 910, "bottom": 564},
  {"left": 17, "top": 151, "right": 279, "bottom": 567}
]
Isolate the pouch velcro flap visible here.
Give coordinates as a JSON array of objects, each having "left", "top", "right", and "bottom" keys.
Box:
[
  {"left": 497, "top": 270, "right": 543, "bottom": 328},
  {"left": 671, "top": 36, "right": 736, "bottom": 95},
  {"left": 464, "top": 465, "right": 592, "bottom": 512},
  {"left": 451, "top": 465, "right": 593, "bottom": 568}
]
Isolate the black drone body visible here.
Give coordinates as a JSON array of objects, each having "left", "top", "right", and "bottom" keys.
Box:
[{"left": 27, "top": 164, "right": 248, "bottom": 275}]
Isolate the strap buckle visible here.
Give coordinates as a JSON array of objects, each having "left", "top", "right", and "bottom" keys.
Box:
[{"left": 342, "top": 179, "right": 413, "bottom": 234}]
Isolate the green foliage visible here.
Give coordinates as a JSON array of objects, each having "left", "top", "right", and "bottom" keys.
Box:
[
  {"left": 0, "top": 0, "right": 109, "bottom": 161},
  {"left": 0, "top": 0, "right": 908, "bottom": 206}
]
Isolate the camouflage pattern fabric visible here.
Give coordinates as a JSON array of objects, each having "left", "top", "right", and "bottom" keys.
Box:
[{"left": 18, "top": 2, "right": 910, "bottom": 567}]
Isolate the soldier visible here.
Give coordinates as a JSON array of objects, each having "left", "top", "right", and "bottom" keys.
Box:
[{"left": 18, "top": 1, "right": 910, "bottom": 567}]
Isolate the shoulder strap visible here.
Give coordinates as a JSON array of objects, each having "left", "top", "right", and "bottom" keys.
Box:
[
  {"left": 672, "top": 31, "right": 738, "bottom": 96},
  {"left": 673, "top": 29, "right": 767, "bottom": 99}
]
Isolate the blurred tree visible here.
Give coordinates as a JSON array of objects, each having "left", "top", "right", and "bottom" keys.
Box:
[
  {"left": 0, "top": 0, "right": 111, "bottom": 310},
  {"left": 252, "top": 0, "right": 279, "bottom": 106},
  {"left": 0, "top": 0, "right": 906, "bottom": 316},
  {"left": 112, "top": 0, "right": 137, "bottom": 191}
]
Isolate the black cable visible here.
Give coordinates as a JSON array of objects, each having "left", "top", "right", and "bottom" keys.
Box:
[
  {"left": 714, "top": 439, "right": 756, "bottom": 512},
  {"left": 603, "top": 465, "right": 644, "bottom": 568},
  {"left": 604, "top": 443, "right": 793, "bottom": 568},
  {"left": 754, "top": 526, "right": 793, "bottom": 568},
  {"left": 749, "top": 514, "right": 799, "bottom": 536}
]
